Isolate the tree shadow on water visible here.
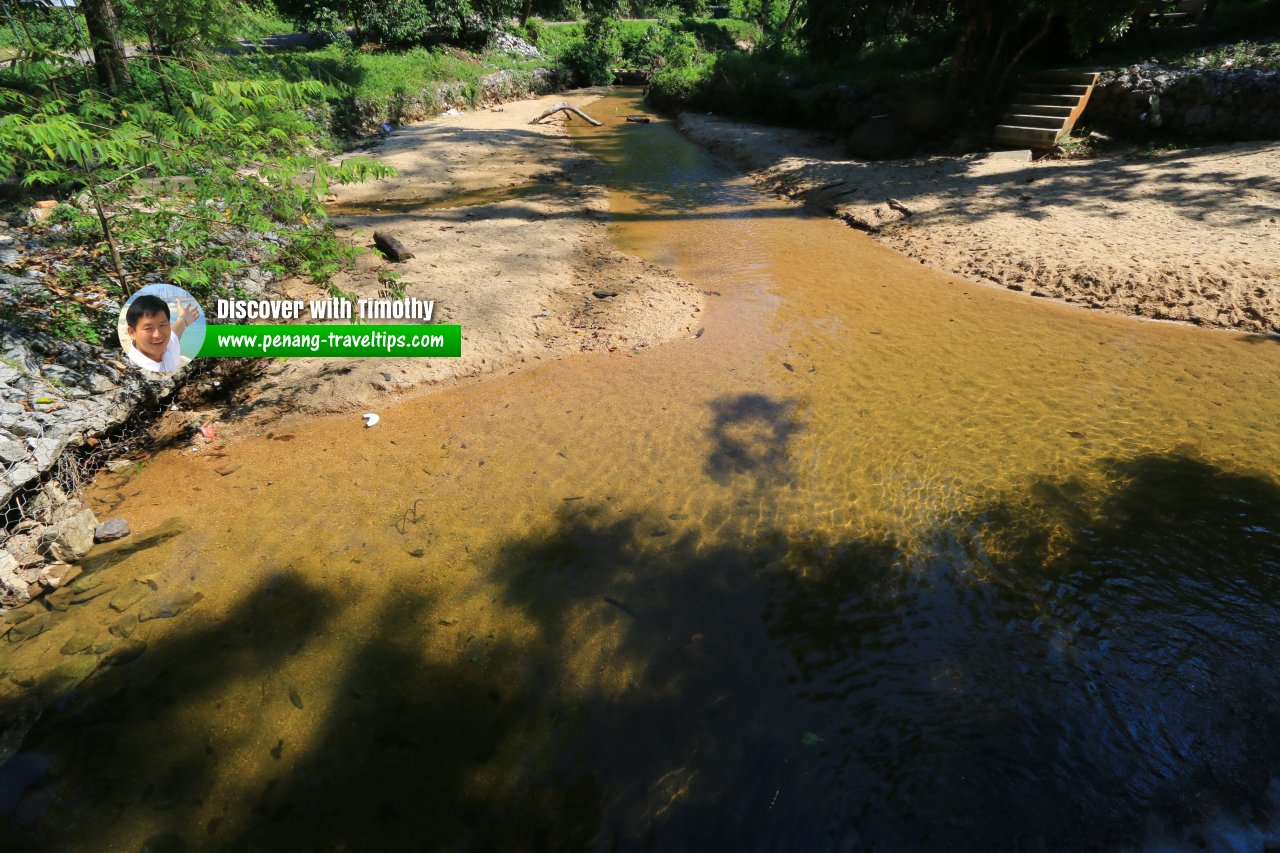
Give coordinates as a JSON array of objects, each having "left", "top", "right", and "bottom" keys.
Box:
[
  {"left": 1, "top": 454, "right": 1280, "bottom": 851},
  {"left": 704, "top": 393, "right": 800, "bottom": 486}
]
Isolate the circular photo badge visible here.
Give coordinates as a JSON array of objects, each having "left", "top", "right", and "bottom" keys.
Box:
[{"left": 117, "top": 284, "right": 207, "bottom": 374}]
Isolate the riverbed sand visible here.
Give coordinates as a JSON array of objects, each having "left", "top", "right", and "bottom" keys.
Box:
[
  {"left": 225, "top": 90, "right": 702, "bottom": 426},
  {"left": 679, "top": 115, "right": 1280, "bottom": 333}
]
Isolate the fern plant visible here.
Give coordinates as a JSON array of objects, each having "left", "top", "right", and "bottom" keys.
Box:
[{"left": 0, "top": 56, "right": 394, "bottom": 305}]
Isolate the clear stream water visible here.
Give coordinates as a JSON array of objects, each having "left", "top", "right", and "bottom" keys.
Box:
[{"left": 2, "top": 91, "right": 1280, "bottom": 852}]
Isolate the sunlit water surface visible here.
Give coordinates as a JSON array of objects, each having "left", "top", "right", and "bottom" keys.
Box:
[{"left": 2, "top": 92, "right": 1280, "bottom": 852}]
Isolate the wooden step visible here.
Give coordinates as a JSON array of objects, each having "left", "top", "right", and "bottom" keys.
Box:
[
  {"left": 1026, "top": 70, "right": 1100, "bottom": 86},
  {"left": 1007, "top": 103, "right": 1074, "bottom": 117},
  {"left": 993, "top": 124, "right": 1061, "bottom": 147},
  {"left": 1015, "top": 92, "right": 1083, "bottom": 106},
  {"left": 1001, "top": 113, "right": 1064, "bottom": 129},
  {"left": 1020, "top": 83, "right": 1092, "bottom": 95}
]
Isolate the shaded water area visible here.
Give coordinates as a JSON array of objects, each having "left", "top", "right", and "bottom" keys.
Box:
[{"left": 3, "top": 91, "right": 1280, "bottom": 850}]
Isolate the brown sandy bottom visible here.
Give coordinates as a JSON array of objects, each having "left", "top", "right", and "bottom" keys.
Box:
[
  {"left": 679, "top": 114, "right": 1280, "bottom": 333},
  {"left": 214, "top": 90, "right": 703, "bottom": 432}
]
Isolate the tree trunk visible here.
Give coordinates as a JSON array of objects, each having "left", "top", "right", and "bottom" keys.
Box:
[
  {"left": 994, "top": 13, "right": 1054, "bottom": 101},
  {"left": 777, "top": 0, "right": 803, "bottom": 40},
  {"left": 947, "top": 16, "right": 978, "bottom": 97},
  {"left": 79, "top": 0, "right": 131, "bottom": 93},
  {"left": 519, "top": 0, "right": 533, "bottom": 27}
]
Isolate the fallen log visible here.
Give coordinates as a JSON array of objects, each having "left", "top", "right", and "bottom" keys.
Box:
[
  {"left": 529, "top": 102, "right": 603, "bottom": 127},
  {"left": 625, "top": 116, "right": 652, "bottom": 123},
  {"left": 373, "top": 231, "right": 415, "bottom": 262}
]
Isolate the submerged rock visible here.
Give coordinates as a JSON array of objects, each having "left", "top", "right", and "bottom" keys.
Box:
[
  {"left": 42, "top": 655, "right": 97, "bottom": 698},
  {"left": 71, "top": 581, "right": 117, "bottom": 605},
  {"left": 138, "top": 590, "right": 203, "bottom": 622},
  {"left": 108, "top": 581, "right": 150, "bottom": 613},
  {"left": 60, "top": 629, "right": 96, "bottom": 655},
  {"left": 7, "top": 613, "right": 50, "bottom": 642},
  {"left": 99, "top": 637, "right": 146, "bottom": 667},
  {"left": 108, "top": 613, "right": 138, "bottom": 638}
]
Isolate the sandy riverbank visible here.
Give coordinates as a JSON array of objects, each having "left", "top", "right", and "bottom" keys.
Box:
[
  {"left": 216, "top": 90, "right": 701, "bottom": 428},
  {"left": 679, "top": 114, "right": 1280, "bottom": 333}
]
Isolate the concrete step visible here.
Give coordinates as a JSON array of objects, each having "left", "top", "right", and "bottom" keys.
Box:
[
  {"left": 1001, "top": 113, "right": 1065, "bottom": 130},
  {"left": 993, "top": 124, "right": 1061, "bottom": 148},
  {"left": 1015, "top": 92, "right": 1084, "bottom": 106},
  {"left": 1008, "top": 103, "right": 1074, "bottom": 117}
]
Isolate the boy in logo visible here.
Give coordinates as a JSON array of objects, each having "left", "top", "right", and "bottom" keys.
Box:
[{"left": 125, "top": 293, "right": 201, "bottom": 373}]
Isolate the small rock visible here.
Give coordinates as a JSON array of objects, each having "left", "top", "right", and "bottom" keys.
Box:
[
  {"left": 37, "top": 561, "right": 74, "bottom": 589},
  {"left": 94, "top": 519, "right": 130, "bottom": 543},
  {"left": 108, "top": 613, "right": 138, "bottom": 638},
  {"left": 593, "top": 290, "right": 618, "bottom": 299},
  {"left": 214, "top": 463, "right": 242, "bottom": 476}
]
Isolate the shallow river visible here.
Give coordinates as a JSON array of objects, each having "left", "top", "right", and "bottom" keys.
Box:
[{"left": 3, "top": 91, "right": 1280, "bottom": 851}]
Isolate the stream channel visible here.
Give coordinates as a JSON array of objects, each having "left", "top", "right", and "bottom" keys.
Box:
[{"left": 2, "top": 91, "right": 1280, "bottom": 851}]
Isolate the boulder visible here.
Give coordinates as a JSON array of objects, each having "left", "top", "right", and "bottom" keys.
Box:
[
  {"left": 94, "top": 518, "right": 130, "bottom": 543},
  {"left": 44, "top": 507, "right": 98, "bottom": 562},
  {"left": 895, "top": 93, "right": 952, "bottom": 135},
  {"left": 848, "top": 115, "right": 916, "bottom": 160},
  {"left": 0, "top": 549, "right": 28, "bottom": 603}
]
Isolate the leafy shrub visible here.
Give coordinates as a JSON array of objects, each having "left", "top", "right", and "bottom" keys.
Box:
[{"left": 556, "top": 13, "right": 621, "bottom": 84}]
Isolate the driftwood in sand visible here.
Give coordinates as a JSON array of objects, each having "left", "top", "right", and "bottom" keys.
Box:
[
  {"left": 373, "top": 231, "right": 415, "bottom": 262},
  {"left": 529, "top": 103, "right": 603, "bottom": 127}
]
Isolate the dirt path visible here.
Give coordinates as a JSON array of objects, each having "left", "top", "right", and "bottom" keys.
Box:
[
  {"left": 219, "top": 90, "right": 702, "bottom": 430},
  {"left": 679, "top": 114, "right": 1280, "bottom": 333}
]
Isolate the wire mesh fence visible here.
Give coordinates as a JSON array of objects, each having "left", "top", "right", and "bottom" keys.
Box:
[{"left": 0, "top": 358, "right": 224, "bottom": 552}]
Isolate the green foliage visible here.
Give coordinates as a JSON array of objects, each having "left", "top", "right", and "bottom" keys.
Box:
[
  {"left": 360, "top": 0, "right": 435, "bottom": 47},
  {"left": 0, "top": 7, "right": 83, "bottom": 53},
  {"left": 1177, "top": 40, "right": 1280, "bottom": 71},
  {"left": 0, "top": 56, "right": 394, "bottom": 305},
  {"left": 117, "top": 0, "right": 247, "bottom": 55},
  {"left": 557, "top": 12, "right": 622, "bottom": 83},
  {"left": 275, "top": 0, "right": 519, "bottom": 46}
]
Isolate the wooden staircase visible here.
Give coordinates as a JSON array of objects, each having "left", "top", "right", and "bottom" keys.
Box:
[{"left": 993, "top": 70, "right": 1101, "bottom": 150}]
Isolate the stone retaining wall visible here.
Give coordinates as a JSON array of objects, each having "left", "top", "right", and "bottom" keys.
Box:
[{"left": 1085, "top": 63, "right": 1280, "bottom": 139}]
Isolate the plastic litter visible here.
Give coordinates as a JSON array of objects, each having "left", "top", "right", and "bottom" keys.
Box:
[{"left": 363, "top": 413, "right": 380, "bottom": 428}]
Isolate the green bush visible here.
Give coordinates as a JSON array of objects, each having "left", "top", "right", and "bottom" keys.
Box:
[{"left": 556, "top": 13, "right": 621, "bottom": 84}]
